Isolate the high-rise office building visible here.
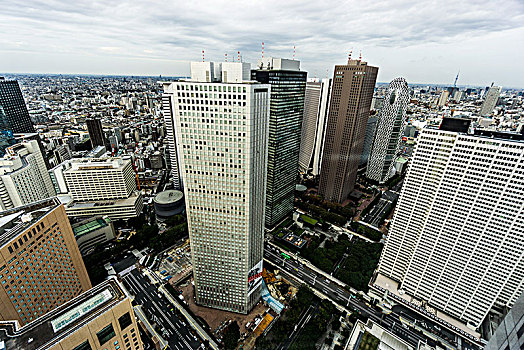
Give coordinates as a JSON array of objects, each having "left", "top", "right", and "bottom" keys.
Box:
[
  {"left": 0, "top": 78, "right": 35, "bottom": 133},
  {"left": 252, "top": 57, "right": 307, "bottom": 227},
  {"left": 61, "top": 157, "right": 143, "bottom": 220},
  {"left": 485, "top": 291, "right": 524, "bottom": 350},
  {"left": 0, "top": 277, "right": 143, "bottom": 350},
  {"left": 86, "top": 118, "right": 106, "bottom": 149},
  {"left": 481, "top": 85, "right": 502, "bottom": 117},
  {"left": 0, "top": 106, "right": 15, "bottom": 156},
  {"left": 0, "top": 140, "right": 56, "bottom": 211},
  {"left": 437, "top": 90, "right": 450, "bottom": 107},
  {"left": 366, "top": 77, "right": 409, "bottom": 183},
  {"left": 298, "top": 78, "right": 332, "bottom": 176},
  {"left": 376, "top": 120, "right": 524, "bottom": 329},
  {"left": 0, "top": 197, "right": 92, "bottom": 326},
  {"left": 371, "top": 95, "right": 384, "bottom": 112},
  {"left": 162, "top": 82, "right": 184, "bottom": 189},
  {"left": 166, "top": 61, "right": 269, "bottom": 313},
  {"left": 52, "top": 144, "right": 72, "bottom": 167},
  {"left": 359, "top": 115, "right": 378, "bottom": 167},
  {"left": 318, "top": 58, "right": 378, "bottom": 203}
]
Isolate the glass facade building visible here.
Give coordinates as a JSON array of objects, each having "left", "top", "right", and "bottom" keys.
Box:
[
  {"left": 252, "top": 58, "right": 307, "bottom": 227},
  {"left": 0, "top": 106, "right": 15, "bottom": 156},
  {"left": 0, "top": 78, "right": 35, "bottom": 134}
]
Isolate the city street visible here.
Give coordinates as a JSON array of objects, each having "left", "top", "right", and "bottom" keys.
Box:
[
  {"left": 277, "top": 303, "right": 318, "bottom": 350},
  {"left": 122, "top": 268, "right": 203, "bottom": 350},
  {"left": 361, "top": 190, "right": 399, "bottom": 228},
  {"left": 263, "top": 243, "right": 481, "bottom": 350}
]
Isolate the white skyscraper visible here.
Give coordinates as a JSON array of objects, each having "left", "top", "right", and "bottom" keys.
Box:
[
  {"left": 162, "top": 86, "right": 183, "bottom": 189},
  {"left": 480, "top": 85, "right": 502, "bottom": 117},
  {"left": 366, "top": 78, "right": 409, "bottom": 183},
  {"left": 0, "top": 140, "right": 55, "bottom": 210},
  {"left": 164, "top": 61, "right": 270, "bottom": 313},
  {"left": 375, "top": 120, "right": 524, "bottom": 330},
  {"left": 298, "top": 78, "right": 331, "bottom": 176}
]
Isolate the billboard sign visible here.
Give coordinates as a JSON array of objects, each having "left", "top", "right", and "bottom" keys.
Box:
[{"left": 247, "top": 259, "right": 263, "bottom": 296}]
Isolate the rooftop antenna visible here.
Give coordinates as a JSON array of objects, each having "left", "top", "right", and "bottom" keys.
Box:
[
  {"left": 359, "top": 50, "right": 362, "bottom": 62},
  {"left": 225, "top": 53, "right": 227, "bottom": 62},
  {"left": 293, "top": 45, "right": 296, "bottom": 60},
  {"left": 202, "top": 50, "right": 205, "bottom": 62},
  {"left": 237, "top": 51, "right": 240, "bottom": 62},
  {"left": 348, "top": 49, "right": 353, "bottom": 63},
  {"left": 262, "top": 42, "right": 264, "bottom": 59}
]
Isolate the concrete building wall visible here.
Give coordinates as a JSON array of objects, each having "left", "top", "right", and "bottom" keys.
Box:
[
  {"left": 481, "top": 86, "right": 502, "bottom": 117},
  {"left": 378, "top": 128, "right": 524, "bottom": 329},
  {"left": 0, "top": 140, "right": 56, "bottom": 210},
  {"left": 64, "top": 158, "right": 135, "bottom": 201},
  {"left": 171, "top": 72, "right": 269, "bottom": 313}
]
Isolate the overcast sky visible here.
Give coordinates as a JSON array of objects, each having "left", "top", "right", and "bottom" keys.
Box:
[{"left": 1, "top": 0, "right": 524, "bottom": 87}]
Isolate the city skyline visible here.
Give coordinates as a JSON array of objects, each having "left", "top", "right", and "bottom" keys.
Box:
[{"left": 1, "top": 0, "right": 524, "bottom": 88}]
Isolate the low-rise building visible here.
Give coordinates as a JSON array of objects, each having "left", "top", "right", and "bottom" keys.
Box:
[{"left": 71, "top": 216, "right": 116, "bottom": 256}]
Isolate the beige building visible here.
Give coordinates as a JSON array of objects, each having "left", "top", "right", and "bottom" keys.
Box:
[
  {"left": 58, "top": 157, "right": 143, "bottom": 220},
  {"left": 63, "top": 158, "right": 136, "bottom": 202},
  {"left": 0, "top": 197, "right": 92, "bottom": 326},
  {"left": 0, "top": 278, "right": 143, "bottom": 350}
]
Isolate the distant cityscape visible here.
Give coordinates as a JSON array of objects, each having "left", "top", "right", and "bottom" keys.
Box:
[{"left": 0, "top": 50, "right": 522, "bottom": 350}]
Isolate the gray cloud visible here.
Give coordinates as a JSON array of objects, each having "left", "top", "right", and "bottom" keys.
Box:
[{"left": 1, "top": 0, "right": 523, "bottom": 86}]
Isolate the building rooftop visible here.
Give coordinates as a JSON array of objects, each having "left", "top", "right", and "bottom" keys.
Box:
[
  {"left": 0, "top": 278, "right": 126, "bottom": 350},
  {"left": 65, "top": 191, "right": 140, "bottom": 209},
  {"left": 153, "top": 190, "right": 183, "bottom": 205},
  {"left": 431, "top": 119, "right": 524, "bottom": 143},
  {"left": 72, "top": 217, "right": 110, "bottom": 238},
  {"left": 65, "top": 157, "right": 129, "bottom": 172},
  {"left": 0, "top": 197, "right": 61, "bottom": 249}
]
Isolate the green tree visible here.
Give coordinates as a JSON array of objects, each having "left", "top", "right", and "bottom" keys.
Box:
[{"left": 223, "top": 321, "right": 240, "bottom": 350}]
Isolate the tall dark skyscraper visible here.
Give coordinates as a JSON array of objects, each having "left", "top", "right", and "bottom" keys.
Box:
[
  {"left": 0, "top": 78, "right": 35, "bottom": 133},
  {"left": 86, "top": 117, "right": 106, "bottom": 148},
  {"left": 0, "top": 106, "right": 15, "bottom": 156},
  {"left": 252, "top": 57, "right": 307, "bottom": 227},
  {"left": 319, "top": 58, "right": 378, "bottom": 203}
]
